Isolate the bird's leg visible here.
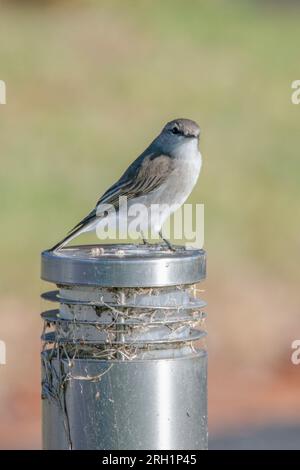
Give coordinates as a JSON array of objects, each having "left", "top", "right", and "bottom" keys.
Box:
[
  {"left": 141, "top": 231, "right": 150, "bottom": 246},
  {"left": 159, "top": 231, "right": 176, "bottom": 252}
]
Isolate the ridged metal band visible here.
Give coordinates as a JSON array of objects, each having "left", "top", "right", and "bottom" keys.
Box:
[{"left": 41, "top": 244, "right": 206, "bottom": 287}]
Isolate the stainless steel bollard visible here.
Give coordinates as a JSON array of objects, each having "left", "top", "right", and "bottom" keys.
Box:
[{"left": 40, "top": 244, "right": 207, "bottom": 450}]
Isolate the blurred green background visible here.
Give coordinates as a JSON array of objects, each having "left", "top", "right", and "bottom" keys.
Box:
[{"left": 0, "top": 0, "right": 300, "bottom": 449}]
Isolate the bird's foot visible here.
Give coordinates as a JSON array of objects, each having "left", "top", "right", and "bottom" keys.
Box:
[
  {"left": 158, "top": 231, "right": 176, "bottom": 252},
  {"left": 164, "top": 239, "right": 176, "bottom": 252}
]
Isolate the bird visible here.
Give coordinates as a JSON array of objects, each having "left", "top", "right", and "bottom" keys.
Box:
[{"left": 50, "top": 118, "right": 202, "bottom": 251}]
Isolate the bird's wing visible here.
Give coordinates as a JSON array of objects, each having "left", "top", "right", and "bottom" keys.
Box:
[
  {"left": 97, "top": 152, "right": 174, "bottom": 208},
  {"left": 70, "top": 152, "right": 174, "bottom": 232}
]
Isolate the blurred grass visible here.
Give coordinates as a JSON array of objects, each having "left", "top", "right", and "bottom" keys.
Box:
[{"left": 0, "top": 0, "right": 299, "bottom": 297}]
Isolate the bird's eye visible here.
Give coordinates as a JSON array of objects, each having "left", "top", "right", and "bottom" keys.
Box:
[{"left": 171, "top": 126, "right": 179, "bottom": 134}]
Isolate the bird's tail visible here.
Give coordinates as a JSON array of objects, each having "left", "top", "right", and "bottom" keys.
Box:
[
  {"left": 49, "top": 225, "right": 86, "bottom": 252},
  {"left": 50, "top": 212, "right": 97, "bottom": 252}
]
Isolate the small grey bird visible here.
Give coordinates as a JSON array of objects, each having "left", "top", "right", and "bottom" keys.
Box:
[{"left": 51, "top": 118, "right": 202, "bottom": 251}]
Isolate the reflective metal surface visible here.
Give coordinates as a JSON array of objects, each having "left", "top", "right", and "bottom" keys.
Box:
[
  {"left": 41, "top": 244, "right": 207, "bottom": 450},
  {"left": 41, "top": 244, "right": 206, "bottom": 287},
  {"left": 42, "top": 352, "right": 207, "bottom": 450}
]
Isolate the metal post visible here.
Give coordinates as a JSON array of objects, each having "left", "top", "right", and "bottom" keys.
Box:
[{"left": 40, "top": 244, "right": 207, "bottom": 450}]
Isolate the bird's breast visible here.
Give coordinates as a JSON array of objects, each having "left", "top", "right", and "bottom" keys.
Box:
[{"left": 157, "top": 151, "right": 202, "bottom": 205}]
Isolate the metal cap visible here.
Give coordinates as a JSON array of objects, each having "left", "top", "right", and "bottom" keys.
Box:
[{"left": 41, "top": 244, "right": 206, "bottom": 287}]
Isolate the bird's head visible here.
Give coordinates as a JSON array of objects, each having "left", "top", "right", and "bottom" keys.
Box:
[
  {"left": 156, "top": 118, "right": 200, "bottom": 157},
  {"left": 163, "top": 118, "right": 200, "bottom": 140}
]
